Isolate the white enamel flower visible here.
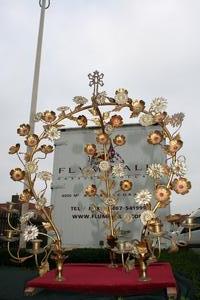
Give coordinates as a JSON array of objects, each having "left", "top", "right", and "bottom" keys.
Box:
[
  {"left": 135, "top": 189, "right": 152, "bottom": 205},
  {"left": 23, "top": 225, "right": 39, "bottom": 241},
  {"left": 171, "top": 159, "right": 187, "bottom": 177},
  {"left": 25, "top": 161, "right": 38, "bottom": 174},
  {"left": 147, "top": 163, "right": 165, "bottom": 179},
  {"left": 99, "top": 160, "right": 110, "bottom": 172},
  {"left": 104, "top": 196, "right": 117, "bottom": 206},
  {"left": 149, "top": 97, "right": 167, "bottom": 113},
  {"left": 35, "top": 197, "right": 47, "bottom": 210},
  {"left": 73, "top": 96, "right": 88, "bottom": 105},
  {"left": 90, "top": 203, "right": 97, "bottom": 213},
  {"left": 104, "top": 124, "right": 114, "bottom": 134},
  {"left": 131, "top": 245, "right": 139, "bottom": 256},
  {"left": 112, "top": 163, "right": 125, "bottom": 177},
  {"left": 92, "top": 118, "right": 101, "bottom": 126},
  {"left": 169, "top": 112, "right": 185, "bottom": 127},
  {"left": 34, "top": 112, "right": 43, "bottom": 122},
  {"left": 140, "top": 210, "right": 155, "bottom": 225},
  {"left": 47, "top": 126, "right": 60, "bottom": 141},
  {"left": 115, "top": 89, "right": 128, "bottom": 105},
  {"left": 123, "top": 213, "right": 133, "bottom": 224},
  {"left": 96, "top": 91, "right": 107, "bottom": 104},
  {"left": 139, "top": 114, "right": 154, "bottom": 126},
  {"left": 57, "top": 106, "right": 70, "bottom": 112},
  {"left": 20, "top": 211, "right": 35, "bottom": 224},
  {"left": 81, "top": 166, "right": 95, "bottom": 177},
  {"left": 101, "top": 207, "right": 109, "bottom": 216},
  {"left": 37, "top": 171, "right": 52, "bottom": 181},
  {"left": 103, "top": 112, "right": 110, "bottom": 120}
]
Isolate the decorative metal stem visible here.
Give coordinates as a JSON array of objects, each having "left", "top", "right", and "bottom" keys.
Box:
[
  {"left": 41, "top": 207, "right": 62, "bottom": 246},
  {"left": 104, "top": 144, "right": 114, "bottom": 237},
  {"left": 7, "top": 213, "right": 20, "bottom": 231},
  {"left": 7, "top": 242, "right": 33, "bottom": 262}
]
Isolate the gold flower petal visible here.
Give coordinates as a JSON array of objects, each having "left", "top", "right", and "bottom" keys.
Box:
[
  {"left": 9, "top": 144, "right": 20, "bottom": 154},
  {"left": 42, "top": 110, "right": 56, "bottom": 123}
]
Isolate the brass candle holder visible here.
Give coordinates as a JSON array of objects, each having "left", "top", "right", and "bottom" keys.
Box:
[
  {"left": 56, "top": 258, "right": 65, "bottom": 281},
  {"left": 0, "top": 229, "right": 19, "bottom": 243},
  {"left": 7, "top": 202, "right": 15, "bottom": 211},
  {"left": 148, "top": 218, "right": 164, "bottom": 235},
  {"left": 30, "top": 239, "right": 43, "bottom": 254},
  {"left": 183, "top": 216, "right": 197, "bottom": 227},
  {"left": 1, "top": 202, "right": 19, "bottom": 214},
  {"left": 182, "top": 216, "right": 200, "bottom": 241},
  {"left": 4, "top": 229, "right": 15, "bottom": 240},
  {"left": 136, "top": 241, "right": 151, "bottom": 282}
]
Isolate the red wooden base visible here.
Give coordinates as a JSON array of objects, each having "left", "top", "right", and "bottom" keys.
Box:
[{"left": 25, "top": 262, "right": 177, "bottom": 298}]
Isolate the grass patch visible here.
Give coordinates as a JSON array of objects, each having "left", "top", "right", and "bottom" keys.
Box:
[{"left": 159, "top": 248, "right": 200, "bottom": 299}]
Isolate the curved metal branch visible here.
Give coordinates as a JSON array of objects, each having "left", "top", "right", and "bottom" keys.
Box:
[
  {"left": 7, "top": 242, "right": 33, "bottom": 262},
  {"left": 7, "top": 213, "right": 20, "bottom": 232}
]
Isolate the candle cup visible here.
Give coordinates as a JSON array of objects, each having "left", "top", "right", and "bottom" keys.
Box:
[
  {"left": 4, "top": 229, "right": 15, "bottom": 239},
  {"left": 185, "top": 217, "right": 195, "bottom": 225},
  {"left": 118, "top": 242, "right": 125, "bottom": 252},
  {"left": 5, "top": 202, "right": 19, "bottom": 214},
  {"left": 124, "top": 241, "right": 132, "bottom": 251},
  {"left": 31, "top": 239, "right": 42, "bottom": 254},
  {"left": 6, "top": 202, "right": 15, "bottom": 211},
  {"left": 154, "top": 222, "right": 163, "bottom": 234},
  {"left": 148, "top": 218, "right": 163, "bottom": 235}
]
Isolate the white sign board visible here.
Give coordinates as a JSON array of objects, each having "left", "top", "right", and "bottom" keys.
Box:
[{"left": 51, "top": 124, "right": 170, "bottom": 247}]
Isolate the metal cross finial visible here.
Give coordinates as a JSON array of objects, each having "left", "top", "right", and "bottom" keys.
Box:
[{"left": 88, "top": 70, "right": 104, "bottom": 96}]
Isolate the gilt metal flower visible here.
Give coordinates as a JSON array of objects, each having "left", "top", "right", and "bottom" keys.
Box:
[
  {"left": 135, "top": 190, "right": 152, "bottom": 205},
  {"left": 23, "top": 225, "right": 39, "bottom": 242}
]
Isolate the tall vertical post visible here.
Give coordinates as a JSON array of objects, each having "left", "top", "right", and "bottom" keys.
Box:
[
  {"left": 29, "top": 0, "right": 50, "bottom": 132},
  {"left": 20, "top": 0, "right": 50, "bottom": 248}
]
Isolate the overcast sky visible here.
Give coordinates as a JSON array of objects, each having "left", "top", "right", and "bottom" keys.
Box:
[{"left": 0, "top": 0, "right": 200, "bottom": 215}]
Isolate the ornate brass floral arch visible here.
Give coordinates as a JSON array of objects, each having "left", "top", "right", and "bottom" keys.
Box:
[{"left": 5, "top": 71, "right": 191, "bottom": 280}]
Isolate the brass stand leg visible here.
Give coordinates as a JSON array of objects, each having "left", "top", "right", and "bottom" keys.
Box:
[
  {"left": 121, "top": 253, "right": 125, "bottom": 267},
  {"left": 108, "top": 250, "right": 118, "bottom": 268},
  {"left": 24, "top": 287, "right": 39, "bottom": 296},
  {"left": 139, "top": 260, "right": 150, "bottom": 282},
  {"left": 166, "top": 287, "right": 177, "bottom": 300},
  {"left": 56, "top": 259, "right": 64, "bottom": 281}
]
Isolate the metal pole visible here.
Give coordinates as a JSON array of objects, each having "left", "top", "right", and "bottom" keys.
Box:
[
  {"left": 20, "top": 0, "right": 50, "bottom": 248},
  {"left": 29, "top": 0, "right": 50, "bottom": 132}
]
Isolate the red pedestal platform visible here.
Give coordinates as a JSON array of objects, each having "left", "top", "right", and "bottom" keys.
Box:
[{"left": 25, "top": 262, "right": 177, "bottom": 298}]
